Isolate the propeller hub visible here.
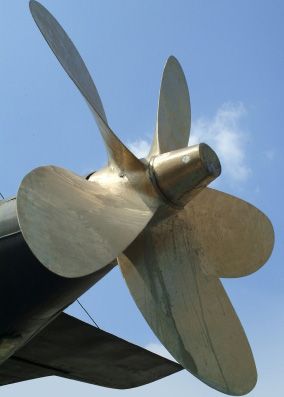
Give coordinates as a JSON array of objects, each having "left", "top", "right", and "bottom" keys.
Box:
[{"left": 150, "top": 144, "right": 221, "bottom": 208}]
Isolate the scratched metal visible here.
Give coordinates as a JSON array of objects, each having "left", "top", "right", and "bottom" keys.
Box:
[{"left": 118, "top": 210, "right": 257, "bottom": 395}]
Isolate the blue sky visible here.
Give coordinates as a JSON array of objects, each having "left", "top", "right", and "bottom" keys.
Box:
[{"left": 0, "top": 0, "right": 283, "bottom": 396}]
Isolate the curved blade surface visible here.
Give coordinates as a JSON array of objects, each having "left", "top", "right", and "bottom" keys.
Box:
[
  {"left": 118, "top": 212, "right": 257, "bottom": 395},
  {"left": 29, "top": 1, "right": 106, "bottom": 123},
  {"left": 184, "top": 188, "right": 274, "bottom": 277},
  {"left": 17, "top": 166, "right": 154, "bottom": 278},
  {"left": 29, "top": 1, "right": 143, "bottom": 172},
  {"left": 148, "top": 56, "right": 191, "bottom": 158}
]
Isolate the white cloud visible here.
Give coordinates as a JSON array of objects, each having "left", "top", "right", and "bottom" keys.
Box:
[
  {"left": 127, "top": 103, "right": 251, "bottom": 186},
  {"left": 190, "top": 102, "right": 251, "bottom": 184},
  {"left": 128, "top": 139, "right": 151, "bottom": 158}
]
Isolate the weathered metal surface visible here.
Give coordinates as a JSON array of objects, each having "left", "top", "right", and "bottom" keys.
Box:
[
  {"left": 0, "top": 313, "right": 182, "bottom": 388},
  {"left": 118, "top": 211, "right": 257, "bottom": 395},
  {"left": 0, "top": 356, "right": 51, "bottom": 385},
  {"left": 148, "top": 56, "right": 191, "bottom": 157},
  {"left": 29, "top": 0, "right": 143, "bottom": 172},
  {"left": 183, "top": 188, "right": 275, "bottom": 277},
  {"left": 17, "top": 166, "right": 155, "bottom": 278}
]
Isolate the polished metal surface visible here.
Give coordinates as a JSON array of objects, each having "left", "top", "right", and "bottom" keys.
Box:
[
  {"left": 17, "top": 166, "right": 154, "bottom": 278},
  {"left": 29, "top": 1, "right": 143, "bottom": 173},
  {"left": 183, "top": 188, "right": 275, "bottom": 277},
  {"left": 29, "top": 0, "right": 107, "bottom": 123},
  {"left": 150, "top": 144, "right": 221, "bottom": 207},
  {"left": 148, "top": 56, "right": 191, "bottom": 157},
  {"left": 118, "top": 211, "right": 257, "bottom": 395}
]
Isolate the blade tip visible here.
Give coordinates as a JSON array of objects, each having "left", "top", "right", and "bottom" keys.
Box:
[
  {"left": 29, "top": 0, "right": 39, "bottom": 11},
  {"left": 165, "top": 55, "right": 180, "bottom": 67}
]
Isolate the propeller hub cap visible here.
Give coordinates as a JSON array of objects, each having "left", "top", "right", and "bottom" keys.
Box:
[{"left": 150, "top": 143, "right": 221, "bottom": 208}]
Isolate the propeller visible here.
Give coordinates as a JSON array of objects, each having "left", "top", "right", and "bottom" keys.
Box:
[{"left": 19, "top": 1, "right": 274, "bottom": 394}]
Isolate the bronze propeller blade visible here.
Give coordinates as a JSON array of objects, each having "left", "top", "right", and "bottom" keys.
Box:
[
  {"left": 118, "top": 210, "right": 257, "bottom": 395},
  {"left": 148, "top": 56, "right": 191, "bottom": 157},
  {"left": 29, "top": 0, "right": 143, "bottom": 173},
  {"left": 183, "top": 187, "right": 274, "bottom": 277},
  {"left": 17, "top": 166, "right": 155, "bottom": 278},
  {"left": 29, "top": 0, "right": 107, "bottom": 123}
]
